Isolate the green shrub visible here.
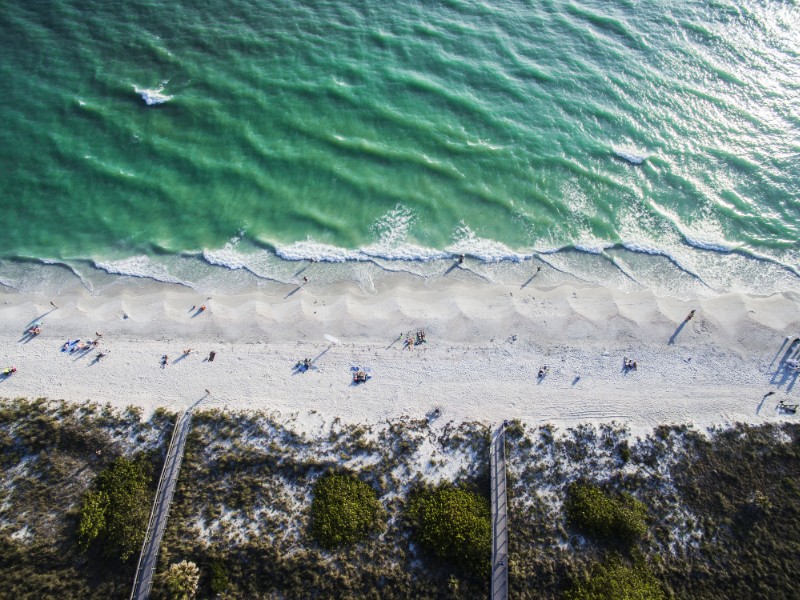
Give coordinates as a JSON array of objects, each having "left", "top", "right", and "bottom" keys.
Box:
[
  {"left": 310, "top": 473, "right": 384, "bottom": 548},
  {"left": 565, "top": 557, "right": 665, "bottom": 600},
  {"left": 77, "top": 455, "right": 153, "bottom": 560},
  {"left": 209, "top": 560, "right": 229, "bottom": 594},
  {"left": 406, "top": 483, "right": 491, "bottom": 575},
  {"left": 566, "top": 483, "right": 647, "bottom": 545},
  {"left": 618, "top": 441, "right": 631, "bottom": 464}
]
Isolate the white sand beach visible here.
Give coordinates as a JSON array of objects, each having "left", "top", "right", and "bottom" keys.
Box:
[{"left": 1, "top": 271, "right": 798, "bottom": 435}]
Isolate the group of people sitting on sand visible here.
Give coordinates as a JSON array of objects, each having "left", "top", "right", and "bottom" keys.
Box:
[
  {"left": 404, "top": 330, "right": 427, "bottom": 349},
  {"left": 294, "top": 358, "right": 313, "bottom": 373},
  {"left": 353, "top": 369, "right": 368, "bottom": 383},
  {"left": 624, "top": 357, "right": 638, "bottom": 371},
  {"left": 62, "top": 334, "right": 102, "bottom": 354}
]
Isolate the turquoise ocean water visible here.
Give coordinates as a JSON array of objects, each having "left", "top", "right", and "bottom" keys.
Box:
[{"left": 0, "top": 0, "right": 798, "bottom": 297}]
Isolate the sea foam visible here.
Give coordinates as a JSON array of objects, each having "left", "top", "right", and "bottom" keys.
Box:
[
  {"left": 94, "top": 256, "right": 192, "bottom": 287},
  {"left": 134, "top": 85, "right": 173, "bottom": 106},
  {"left": 613, "top": 149, "right": 647, "bottom": 164}
]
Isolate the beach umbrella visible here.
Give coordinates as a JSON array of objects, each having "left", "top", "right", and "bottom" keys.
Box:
[{"left": 324, "top": 334, "right": 340, "bottom": 345}]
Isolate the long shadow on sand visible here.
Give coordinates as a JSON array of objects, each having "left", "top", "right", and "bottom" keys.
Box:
[
  {"left": 284, "top": 285, "right": 303, "bottom": 299},
  {"left": 770, "top": 338, "right": 799, "bottom": 386},
  {"left": 443, "top": 262, "right": 460, "bottom": 276},
  {"left": 668, "top": 320, "right": 690, "bottom": 345}
]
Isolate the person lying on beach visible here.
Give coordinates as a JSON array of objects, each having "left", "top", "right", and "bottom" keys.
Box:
[
  {"left": 2, "top": 367, "right": 16, "bottom": 376},
  {"left": 27, "top": 327, "right": 41, "bottom": 335}
]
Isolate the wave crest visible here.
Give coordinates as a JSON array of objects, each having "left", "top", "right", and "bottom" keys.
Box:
[{"left": 133, "top": 85, "right": 173, "bottom": 106}]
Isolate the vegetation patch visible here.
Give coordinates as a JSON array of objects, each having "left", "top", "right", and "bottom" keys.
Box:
[
  {"left": 162, "top": 560, "right": 200, "bottom": 600},
  {"left": 0, "top": 398, "right": 171, "bottom": 599},
  {"left": 310, "top": 473, "right": 384, "bottom": 548},
  {"left": 565, "top": 557, "right": 665, "bottom": 600},
  {"left": 407, "top": 483, "right": 491, "bottom": 575},
  {"left": 565, "top": 483, "right": 647, "bottom": 545},
  {"left": 77, "top": 454, "right": 154, "bottom": 560},
  {"left": 155, "top": 411, "right": 490, "bottom": 598}
]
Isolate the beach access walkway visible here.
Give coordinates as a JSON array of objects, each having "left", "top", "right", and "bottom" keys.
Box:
[
  {"left": 490, "top": 425, "right": 509, "bottom": 600},
  {"left": 130, "top": 399, "right": 202, "bottom": 600}
]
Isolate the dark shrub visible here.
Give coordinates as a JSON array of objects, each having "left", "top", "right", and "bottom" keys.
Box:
[
  {"left": 406, "top": 483, "right": 491, "bottom": 576},
  {"left": 77, "top": 455, "right": 153, "bottom": 561},
  {"left": 565, "top": 557, "right": 665, "bottom": 600},
  {"left": 310, "top": 473, "right": 384, "bottom": 548},
  {"left": 566, "top": 483, "right": 647, "bottom": 545}
]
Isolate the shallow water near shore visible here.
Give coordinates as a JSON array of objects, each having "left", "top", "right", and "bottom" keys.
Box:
[{"left": 1, "top": 0, "right": 798, "bottom": 298}]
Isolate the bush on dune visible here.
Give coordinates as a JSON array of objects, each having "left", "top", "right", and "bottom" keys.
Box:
[
  {"left": 77, "top": 455, "right": 153, "bottom": 561},
  {"left": 310, "top": 473, "right": 385, "bottom": 548},
  {"left": 565, "top": 557, "right": 665, "bottom": 600},
  {"left": 406, "top": 483, "right": 491, "bottom": 576},
  {"left": 565, "top": 483, "right": 647, "bottom": 545}
]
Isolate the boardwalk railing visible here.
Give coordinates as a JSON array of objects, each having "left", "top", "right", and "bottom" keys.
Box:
[
  {"left": 490, "top": 425, "right": 509, "bottom": 600},
  {"left": 130, "top": 410, "right": 193, "bottom": 600}
]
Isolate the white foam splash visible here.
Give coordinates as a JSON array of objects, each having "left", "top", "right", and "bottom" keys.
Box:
[
  {"left": 94, "top": 255, "right": 191, "bottom": 287},
  {"left": 134, "top": 85, "right": 173, "bottom": 106},
  {"left": 275, "top": 241, "right": 365, "bottom": 262},
  {"left": 202, "top": 233, "right": 290, "bottom": 281},
  {"left": 448, "top": 225, "right": 531, "bottom": 262},
  {"left": 614, "top": 148, "right": 647, "bottom": 164}
]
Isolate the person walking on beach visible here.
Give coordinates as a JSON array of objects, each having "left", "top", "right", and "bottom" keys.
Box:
[
  {"left": 161, "top": 355, "right": 169, "bottom": 367},
  {"left": 686, "top": 309, "right": 696, "bottom": 321}
]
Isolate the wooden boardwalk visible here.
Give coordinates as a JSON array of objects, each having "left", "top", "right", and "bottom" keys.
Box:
[
  {"left": 490, "top": 425, "right": 509, "bottom": 600},
  {"left": 130, "top": 409, "right": 194, "bottom": 600}
]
